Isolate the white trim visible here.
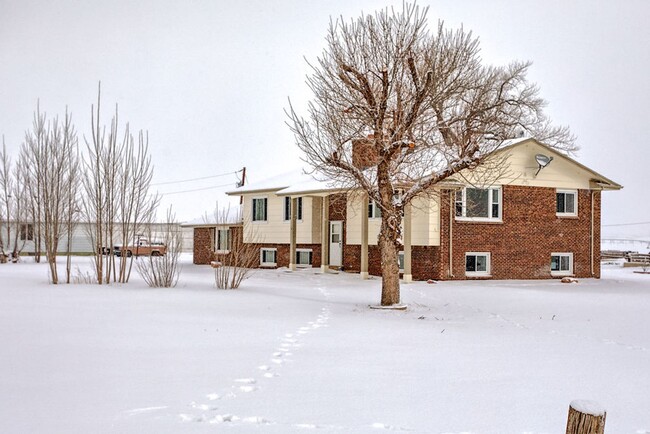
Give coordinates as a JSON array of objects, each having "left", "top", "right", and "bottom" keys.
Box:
[
  {"left": 295, "top": 248, "right": 313, "bottom": 267},
  {"left": 556, "top": 189, "right": 578, "bottom": 217},
  {"left": 551, "top": 252, "right": 574, "bottom": 276},
  {"left": 260, "top": 247, "right": 277, "bottom": 267},
  {"left": 215, "top": 228, "right": 231, "bottom": 254},
  {"left": 283, "top": 196, "right": 303, "bottom": 222},
  {"left": 465, "top": 252, "right": 491, "bottom": 276},
  {"left": 455, "top": 187, "right": 502, "bottom": 222},
  {"left": 252, "top": 196, "right": 268, "bottom": 223},
  {"left": 368, "top": 200, "right": 382, "bottom": 219}
]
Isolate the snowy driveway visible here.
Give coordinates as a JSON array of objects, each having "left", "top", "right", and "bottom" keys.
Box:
[{"left": 1, "top": 259, "right": 649, "bottom": 433}]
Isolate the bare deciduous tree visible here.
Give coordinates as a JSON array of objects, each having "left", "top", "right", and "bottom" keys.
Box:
[
  {"left": 82, "top": 84, "right": 159, "bottom": 284},
  {"left": 20, "top": 105, "right": 79, "bottom": 283},
  {"left": 288, "top": 4, "right": 575, "bottom": 306},
  {"left": 136, "top": 207, "right": 182, "bottom": 288}
]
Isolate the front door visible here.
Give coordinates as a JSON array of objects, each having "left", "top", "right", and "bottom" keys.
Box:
[{"left": 329, "top": 221, "right": 343, "bottom": 266}]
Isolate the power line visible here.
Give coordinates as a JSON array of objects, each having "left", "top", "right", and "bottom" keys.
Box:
[
  {"left": 603, "top": 221, "right": 650, "bottom": 227},
  {"left": 158, "top": 182, "right": 236, "bottom": 196},
  {"left": 151, "top": 169, "right": 242, "bottom": 186}
]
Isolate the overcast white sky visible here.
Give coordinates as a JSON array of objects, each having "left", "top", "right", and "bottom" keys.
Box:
[{"left": 1, "top": 0, "right": 648, "bottom": 235}]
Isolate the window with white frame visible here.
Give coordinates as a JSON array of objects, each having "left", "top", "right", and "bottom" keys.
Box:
[
  {"left": 283, "top": 197, "right": 303, "bottom": 221},
  {"left": 216, "top": 228, "right": 231, "bottom": 252},
  {"left": 465, "top": 252, "right": 491, "bottom": 276},
  {"left": 455, "top": 187, "right": 502, "bottom": 221},
  {"left": 252, "top": 197, "right": 268, "bottom": 222},
  {"left": 551, "top": 252, "right": 573, "bottom": 275},
  {"left": 556, "top": 190, "right": 577, "bottom": 216},
  {"left": 398, "top": 251, "right": 405, "bottom": 272},
  {"left": 260, "top": 248, "right": 277, "bottom": 266},
  {"left": 368, "top": 200, "right": 382, "bottom": 218},
  {"left": 296, "top": 248, "right": 312, "bottom": 267}
]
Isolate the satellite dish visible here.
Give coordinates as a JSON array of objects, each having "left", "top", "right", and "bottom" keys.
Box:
[{"left": 534, "top": 154, "right": 553, "bottom": 176}]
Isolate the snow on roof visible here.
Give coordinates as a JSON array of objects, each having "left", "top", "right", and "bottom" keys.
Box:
[
  {"left": 181, "top": 205, "right": 243, "bottom": 227},
  {"left": 226, "top": 171, "right": 339, "bottom": 196}
]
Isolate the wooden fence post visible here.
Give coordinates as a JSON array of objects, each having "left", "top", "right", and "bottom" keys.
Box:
[{"left": 566, "top": 400, "right": 606, "bottom": 434}]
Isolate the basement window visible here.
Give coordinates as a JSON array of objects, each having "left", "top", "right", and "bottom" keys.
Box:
[
  {"left": 551, "top": 253, "right": 573, "bottom": 276},
  {"left": 296, "top": 249, "right": 312, "bottom": 267},
  {"left": 398, "top": 251, "right": 405, "bottom": 273},
  {"left": 260, "top": 248, "right": 277, "bottom": 267},
  {"left": 465, "top": 252, "right": 491, "bottom": 276}
]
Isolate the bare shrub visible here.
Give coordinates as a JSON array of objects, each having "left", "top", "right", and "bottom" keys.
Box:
[
  {"left": 135, "top": 207, "right": 182, "bottom": 288},
  {"left": 211, "top": 206, "right": 258, "bottom": 289}
]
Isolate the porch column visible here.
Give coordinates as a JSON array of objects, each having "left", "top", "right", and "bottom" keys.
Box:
[
  {"left": 404, "top": 202, "right": 413, "bottom": 283},
  {"left": 321, "top": 195, "right": 330, "bottom": 273},
  {"left": 289, "top": 197, "right": 297, "bottom": 271},
  {"left": 361, "top": 193, "right": 369, "bottom": 279}
]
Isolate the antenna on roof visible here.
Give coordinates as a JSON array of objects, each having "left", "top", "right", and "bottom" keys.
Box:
[{"left": 534, "top": 154, "right": 553, "bottom": 177}]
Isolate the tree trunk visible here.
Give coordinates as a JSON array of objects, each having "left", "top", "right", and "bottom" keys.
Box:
[
  {"left": 566, "top": 401, "right": 606, "bottom": 434},
  {"left": 378, "top": 212, "right": 401, "bottom": 306}
]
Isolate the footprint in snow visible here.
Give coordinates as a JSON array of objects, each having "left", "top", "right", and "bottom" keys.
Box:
[
  {"left": 206, "top": 393, "right": 221, "bottom": 401},
  {"left": 239, "top": 385, "right": 257, "bottom": 393},
  {"left": 258, "top": 365, "right": 271, "bottom": 371},
  {"left": 243, "top": 416, "right": 273, "bottom": 425},
  {"left": 263, "top": 372, "right": 279, "bottom": 378},
  {"left": 209, "top": 414, "right": 239, "bottom": 423},
  {"left": 271, "top": 358, "right": 283, "bottom": 364},
  {"left": 190, "top": 402, "right": 217, "bottom": 411},
  {"left": 234, "top": 378, "right": 256, "bottom": 384},
  {"left": 294, "top": 423, "right": 318, "bottom": 429}
]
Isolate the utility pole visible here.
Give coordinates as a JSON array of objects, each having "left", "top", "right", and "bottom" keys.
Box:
[{"left": 239, "top": 167, "right": 246, "bottom": 205}]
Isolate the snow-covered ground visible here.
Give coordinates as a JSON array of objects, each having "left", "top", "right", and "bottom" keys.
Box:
[{"left": 1, "top": 256, "right": 649, "bottom": 434}]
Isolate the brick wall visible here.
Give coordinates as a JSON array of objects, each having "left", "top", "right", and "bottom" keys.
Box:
[
  {"left": 193, "top": 227, "right": 214, "bottom": 265},
  {"left": 434, "top": 186, "right": 600, "bottom": 280},
  {"left": 256, "top": 243, "right": 322, "bottom": 268}
]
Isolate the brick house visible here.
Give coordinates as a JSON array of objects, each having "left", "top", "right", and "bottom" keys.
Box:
[{"left": 193, "top": 138, "right": 621, "bottom": 280}]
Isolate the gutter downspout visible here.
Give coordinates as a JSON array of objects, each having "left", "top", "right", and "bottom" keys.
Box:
[
  {"left": 449, "top": 191, "right": 454, "bottom": 279},
  {"left": 591, "top": 189, "right": 600, "bottom": 277}
]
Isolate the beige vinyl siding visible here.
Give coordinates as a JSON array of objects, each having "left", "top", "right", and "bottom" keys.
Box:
[
  {"left": 410, "top": 196, "right": 440, "bottom": 246},
  {"left": 456, "top": 140, "right": 595, "bottom": 190},
  {"left": 346, "top": 192, "right": 381, "bottom": 246},
  {"left": 242, "top": 193, "right": 319, "bottom": 244},
  {"left": 346, "top": 193, "right": 440, "bottom": 246}
]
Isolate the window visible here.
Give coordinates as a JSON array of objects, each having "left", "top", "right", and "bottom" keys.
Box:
[
  {"left": 551, "top": 253, "right": 573, "bottom": 275},
  {"left": 260, "top": 248, "right": 277, "bottom": 266},
  {"left": 252, "top": 198, "right": 267, "bottom": 222},
  {"left": 398, "top": 251, "right": 404, "bottom": 272},
  {"left": 283, "top": 197, "right": 303, "bottom": 221},
  {"left": 465, "top": 252, "right": 491, "bottom": 276},
  {"left": 296, "top": 248, "right": 313, "bottom": 267},
  {"left": 455, "top": 187, "right": 501, "bottom": 221},
  {"left": 20, "top": 223, "right": 33, "bottom": 241},
  {"left": 368, "top": 200, "right": 382, "bottom": 218},
  {"left": 216, "top": 228, "right": 230, "bottom": 252},
  {"left": 556, "top": 190, "right": 577, "bottom": 216}
]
